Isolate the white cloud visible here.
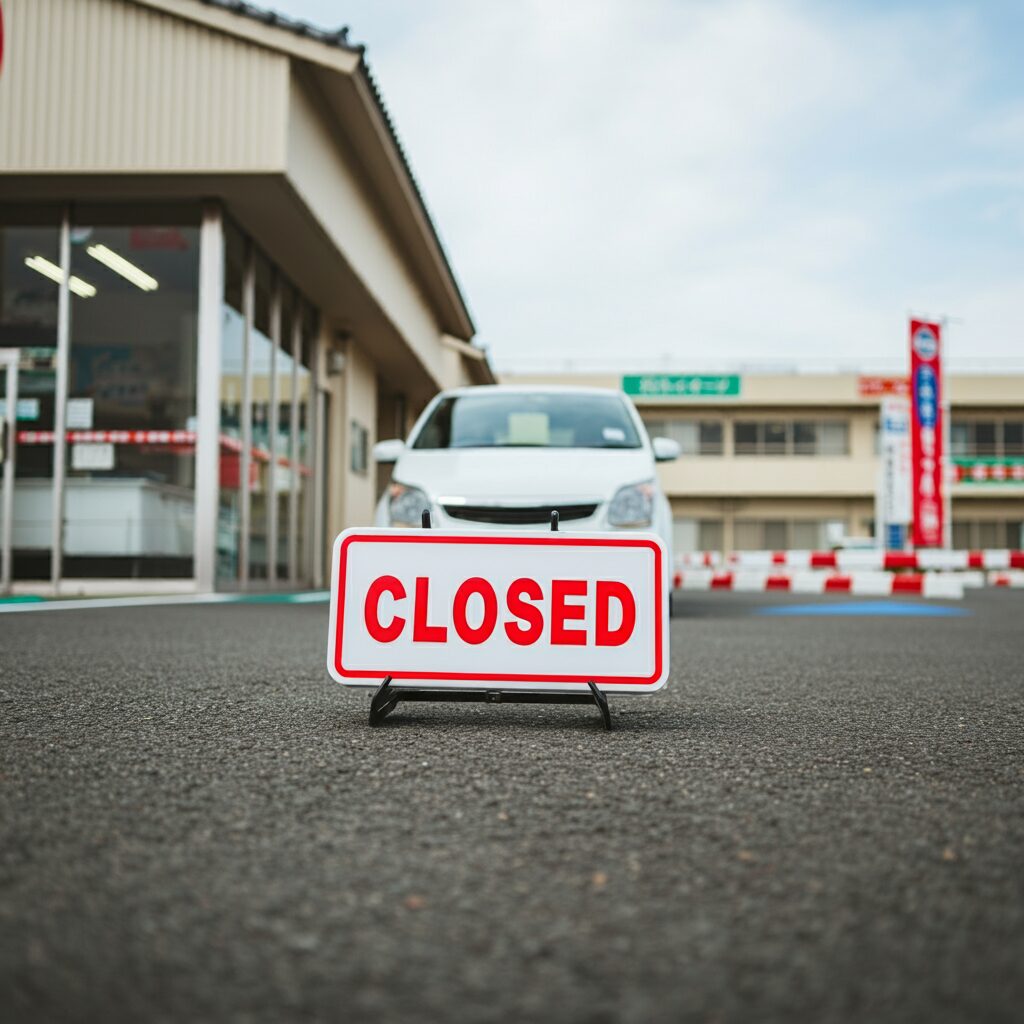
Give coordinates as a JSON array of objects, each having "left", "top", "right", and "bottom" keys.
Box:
[{"left": 279, "top": 0, "right": 1024, "bottom": 369}]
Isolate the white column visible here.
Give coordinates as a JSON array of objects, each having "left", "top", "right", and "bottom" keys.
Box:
[
  {"left": 50, "top": 209, "right": 71, "bottom": 592},
  {"left": 267, "top": 278, "right": 281, "bottom": 585},
  {"left": 308, "top": 317, "right": 327, "bottom": 588},
  {"left": 194, "top": 202, "right": 224, "bottom": 592},
  {"left": 239, "top": 246, "right": 254, "bottom": 586},
  {"left": 288, "top": 311, "right": 301, "bottom": 585}
]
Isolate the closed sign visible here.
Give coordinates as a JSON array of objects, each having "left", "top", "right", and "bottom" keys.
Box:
[{"left": 327, "top": 530, "right": 668, "bottom": 693}]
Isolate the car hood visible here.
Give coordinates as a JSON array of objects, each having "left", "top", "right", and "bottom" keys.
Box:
[{"left": 393, "top": 448, "right": 654, "bottom": 503}]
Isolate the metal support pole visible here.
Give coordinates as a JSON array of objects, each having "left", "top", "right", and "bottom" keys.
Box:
[
  {"left": 50, "top": 209, "right": 71, "bottom": 593},
  {"left": 311, "top": 370, "right": 325, "bottom": 588},
  {"left": 307, "top": 314, "right": 325, "bottom": 587},
  {"left": 288, "top": 309, "right": 301, "bottom": 585},
  {"left": 239, "top": 245, "right": 255, "bottom": 587},
  {"left": 194, "top": 202, "right": 224, "bottom": 592}
]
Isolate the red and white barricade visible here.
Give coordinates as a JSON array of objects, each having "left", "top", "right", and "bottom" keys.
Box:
[
  {"left": 720, "top": 549, "right": 1024, "bottom": 571},
  {"left": 674, "top": 570, "right": 964, "bottom": 599},
  {"left": 989, "top": 571, "right": 1024, "bottom": 588}
]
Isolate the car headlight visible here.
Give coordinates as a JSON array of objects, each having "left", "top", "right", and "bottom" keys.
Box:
[
  {"left": 388, "top": 482, "right": 430, "bottom": 526},
  {"left": 607, "top": 480, "right": 655, "bottom": 527}
]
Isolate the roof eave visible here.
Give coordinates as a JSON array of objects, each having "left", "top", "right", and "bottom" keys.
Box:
[
  {"left": 351, "top": 63, "right": 476, "bottom": 340},
  {"left": 130, "top": 0, "right": 363, "bottom": 72}
]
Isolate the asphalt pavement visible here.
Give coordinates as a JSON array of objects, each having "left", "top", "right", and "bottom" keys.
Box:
[{"left": 2, "top": 589, "right": 1023, "bottom": 1023}]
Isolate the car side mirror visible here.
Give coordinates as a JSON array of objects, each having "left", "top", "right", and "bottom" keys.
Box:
[
  {"left": 651, "top": 437, "right": 681, "bottom": 462},
  {"left": 372, "top": 438, "right": 405, "bottom": 463}
]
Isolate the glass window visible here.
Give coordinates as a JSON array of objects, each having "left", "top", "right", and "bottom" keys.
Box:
[
  {"left": 1, "top": 218, "right": 62, "bottom": 581},
  {"left": 950, "top": 421, "right": 969, "bottom": 456},
  {"left": 295, "top": 305, "right": 315, "bottom": 581},
  {"left": 670, "top": 420, "right": 699, "bottom": 454},
  {"left": 733, "top": 520, "right": 761, "bottom": 550},
  {"left": 218, "top": 222, "right": 245, "bottom": 582},
  {"left": 952, "top": 521, "right": 971, "bottom": 549},
  {"left": 977, "top": 521, "right": 1001, "bottom": 548},
  {"left": 974, "top": 422, "right": 997, "bottom": 456},
  {"left": 1007, "top": 521, "right": 1024, "bottom": 548},
  {"left": 698, "top": 519, "right": 724, "bottom": 552},
  {"left": 698, "top": 421, "right": 723, "bottom": 455},
  {"left": 275, "top": 287, "right": 295, "bottom": 580},
  {"left": 412, "top": 392, "right": 641, "bottom": 450},
  {"left": 642, "top": 418, "right": 666, "bottom": 441},
  {"left": 763, "top": 422, "right": 787, "bottom": 455},
  {"left": 64, "top": 221, "right": 199, "bottom": 578},
  {"left": 819, "top": 421, "right": 849, "bottom": 455},
  {"left": 763, "top": 520, "right": 788, "bottom": 549},
  {"left": 792, "top": 520, "right": 824, "bottom": 549},
  {"left": 1002, "top": 422, "right": 1024, "bottom": 456},
  {"left": 793, "top": 421, "right": 817, "bottom": 455},
  {"left": 672, "top": 517, "right": 697, "bottom": 554},
  {"left": 734, "top": 422, "right": 758, "bottom": 455},
  {"left": 248, "top": 253, "right": 274, "bottom": 581},
  {"left": 643, "top": 418, "right": 722, "bottom": 455},
  {"left": 351, "top": 420, "right": 368, "bottom": 474}
]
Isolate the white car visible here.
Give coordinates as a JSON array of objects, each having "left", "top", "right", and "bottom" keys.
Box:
[{"left": 373, "top": 385, "right": 680, "bottom": 605}]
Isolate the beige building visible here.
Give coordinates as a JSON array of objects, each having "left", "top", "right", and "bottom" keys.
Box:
[
  {"left": 502, "top": 371, "right": 1024, "bottom": 552},
  {"left": 0, "top": 0, "right": 492, "bottom": 594}
]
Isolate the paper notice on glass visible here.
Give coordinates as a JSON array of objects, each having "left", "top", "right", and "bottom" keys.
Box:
[
  {"left": 67, "top": 398, "right": 94, "bottom": 429},
  {"left": 71, "top": 442, "right": 115, "bottom": 471}
]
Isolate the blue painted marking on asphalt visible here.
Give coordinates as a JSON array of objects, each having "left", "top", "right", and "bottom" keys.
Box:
[{"left": 756, "top": 600, "right": 971, "bottom": 617}]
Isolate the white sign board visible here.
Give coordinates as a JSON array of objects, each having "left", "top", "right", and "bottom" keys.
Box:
[
  {"left": 880, "top": 396, "right": 911, "bottom": 524},
  {"left": 66, "top": 398, "right": 94, "bottom": 429},
  {"left": 71, "top": 442, "right": 115, "bottom": 471},
  {"left": 0, "top": 398, "right": 40, "bottom": 421},
  {"left": 327, "top": 529, "right": 668, "bottom": 694}
]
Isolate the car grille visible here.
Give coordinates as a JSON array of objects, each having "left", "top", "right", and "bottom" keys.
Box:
[{"left": 442, "top": 503, "right": 599, "bottom": 525}]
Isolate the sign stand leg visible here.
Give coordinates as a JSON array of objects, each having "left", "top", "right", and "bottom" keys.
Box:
[
  {"left": 369, "top": 675, "right": 399, "bottom": 725},
  {"left": 364, "top": 507, "right": 614, "bottom": 731},
  {"left": 587, "top": 680, "right": 612, "bottom": 730},
  {"left": 367, "top": 676, "right": 613, "bottom": 731}
]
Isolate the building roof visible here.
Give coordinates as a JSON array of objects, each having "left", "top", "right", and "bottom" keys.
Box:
[
  {"left": 198, "top": 0, "right": 362, "bottom": 52},
  {"left": 137, "top": 0, "right": 476, "bottom": 340}
]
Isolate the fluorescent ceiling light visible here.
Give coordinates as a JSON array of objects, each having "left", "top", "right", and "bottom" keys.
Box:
[
  {"left": 86, "top": 244, "right": 158, "bottom": 291},
  {"left": 24, "top": 256, "right": 97, "bottom": 298}
]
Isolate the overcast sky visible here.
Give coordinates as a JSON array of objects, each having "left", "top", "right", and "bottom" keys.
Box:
[{"left": 272, "top": 0, "right": 1024, "bottom": 373}]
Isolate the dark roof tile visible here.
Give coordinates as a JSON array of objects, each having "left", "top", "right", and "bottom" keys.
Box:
[{"left": 197, "top": 0, "right": 363, "bottom": 53}]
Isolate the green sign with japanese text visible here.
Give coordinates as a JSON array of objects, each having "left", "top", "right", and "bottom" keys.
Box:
[{"left": 622, "top": 374, "right": 741, "bottom": 399}]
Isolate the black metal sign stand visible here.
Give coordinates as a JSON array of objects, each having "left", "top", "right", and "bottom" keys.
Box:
[{"left": 367, "top": 510, "right": 613, "bottom": 731}]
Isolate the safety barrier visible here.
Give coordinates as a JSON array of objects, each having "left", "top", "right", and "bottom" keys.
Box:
[
  {"left": 674, "top": 570, "right": 965, "bottom": 599},
  {"left": 990, "top": 571, "right": 1024, "bottom": 588},
  {"left": 676, "top": 549, "right": 1024, "bottom": 571}
]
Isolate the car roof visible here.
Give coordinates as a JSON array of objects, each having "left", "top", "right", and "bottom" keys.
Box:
[{"left": 436, "top": 384, "right": 628, "bottom": 399}]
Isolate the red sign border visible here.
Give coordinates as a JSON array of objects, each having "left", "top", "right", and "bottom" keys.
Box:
[{"left": 331, "top": 532, "right": 664, "bottom": 687}]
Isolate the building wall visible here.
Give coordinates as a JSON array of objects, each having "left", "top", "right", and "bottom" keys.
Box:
[
  {"left": 285, "top": 72, "right": 448, "bottom": 391},
  {"left": 501, "top": 371, "right": 1024, "bottom": 551},
  {"left": 0, "top": 0, "right": 289, "bottom": 173},
  {"left": 340, "top": 340, "right": 378, "bottom": 528}
]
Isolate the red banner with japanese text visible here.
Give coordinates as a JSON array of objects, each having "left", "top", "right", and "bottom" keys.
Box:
[{"left": 909, "top": 320, "right": 944, "bottom": 547}]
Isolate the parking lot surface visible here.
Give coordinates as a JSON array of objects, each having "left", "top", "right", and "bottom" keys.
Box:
[{"left": 2, "top": 590, "right": 1023, "bottom": 1023}]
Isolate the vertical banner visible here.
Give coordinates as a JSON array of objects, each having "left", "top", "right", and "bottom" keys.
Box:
[
  {"left": 909, "top": 319, "right": 944, "bottom": 547},
  {"left": 879, "top": 395, "right": 911, "bottom": 548}
]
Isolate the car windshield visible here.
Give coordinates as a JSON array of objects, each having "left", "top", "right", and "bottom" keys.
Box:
[{"left": 412, "top": 393, "right": 643, "bottom": 450}]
